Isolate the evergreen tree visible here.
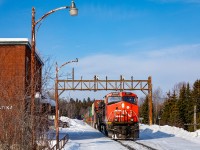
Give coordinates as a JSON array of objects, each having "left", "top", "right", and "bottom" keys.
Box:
[
  {"left": 161, "top": 91, "right": 171, "bottom": 125},
  {"left": 169, "top": 91, "right": 181, "bottom": 127},
  {"left": 83, "top": 98, "right": 87, "bottom": 109},
  {"left": 139, "top": 97, "right": 149, "bottom": 124},
  {"left": 185, "top": 83, "right": 194, "bottom": 131},
  {"left": 192, "top": 80, "right": 200, "bottom": 130},
  {"left": 177, "top": 85, "right": 187, "bottom": 129}
]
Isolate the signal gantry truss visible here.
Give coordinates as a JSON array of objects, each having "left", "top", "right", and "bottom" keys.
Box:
[
  {"left": 58, "top": 76, "right": 151, "bottom": 95},
  {"left": 57, "top": 75, "right": 153, "bottom": 125}
]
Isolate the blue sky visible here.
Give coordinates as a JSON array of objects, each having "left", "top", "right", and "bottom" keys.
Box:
[{"left": 0, "top": 0, "right": 200, "bottom": 99}]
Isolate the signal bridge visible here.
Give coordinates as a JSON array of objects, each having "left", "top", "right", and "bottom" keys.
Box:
[{"left": 56, "top": 75, "right": 153, "bottom": 125}]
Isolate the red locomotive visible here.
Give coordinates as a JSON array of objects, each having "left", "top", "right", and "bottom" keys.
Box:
[{"left": 93, "top": 92, "right": 139, "bottom": 140}]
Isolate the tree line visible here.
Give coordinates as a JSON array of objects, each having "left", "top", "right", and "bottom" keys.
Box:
[
  {"left": 59, "top": 97, "right": 94, "bottom": 119},
  {"left": 140, "top": 79, "right": 200, "bottom": 132}
]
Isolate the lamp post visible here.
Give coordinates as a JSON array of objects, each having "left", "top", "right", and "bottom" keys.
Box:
[
  {"left": 158, "top": 116, "right": 161, "bottom": 126},
  {"left": 55, "top": 58, "right": 78, "bottom": 148},
  {"left": 30, "top": 1, "right": 78, "bottom": 148}
]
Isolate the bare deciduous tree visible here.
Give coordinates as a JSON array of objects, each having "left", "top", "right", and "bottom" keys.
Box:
[{"left": 0, "top": 56, "right": 55, "bottom": 149}]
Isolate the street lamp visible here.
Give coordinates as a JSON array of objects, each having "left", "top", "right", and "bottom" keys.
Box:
[
  {"left": 30, "top": 1, "right": 78, "bottom": 149},
  {"left": 69, "top": 1, "right": 78, "bottom": 16},
  {"left": 55, "top": 58, "right": 78, "bottom": 148}
]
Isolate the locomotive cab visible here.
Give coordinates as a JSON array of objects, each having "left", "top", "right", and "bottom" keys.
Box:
[{"left": 107, "top": 92, "right": 137, "bottom": 105}]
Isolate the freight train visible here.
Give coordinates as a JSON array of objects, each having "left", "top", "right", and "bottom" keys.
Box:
[{"left": 86, "top": 92, "right": 139, "bottom": 140}]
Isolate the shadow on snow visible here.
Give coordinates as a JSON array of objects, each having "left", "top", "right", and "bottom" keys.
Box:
[
  {"left": 139, "top": 128, "right": 175, "bottom": 140},
  {"left": 67, "top": 130, "right": 106, "bottom": 140}
]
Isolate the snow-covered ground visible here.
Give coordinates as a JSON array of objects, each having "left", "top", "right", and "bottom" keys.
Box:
[
  {"left": 126, "top": 124, "right": 200, "bottom": 150},
  {"left": 60, "top": 117, "right": 127, "bottom": 150},
  {"left": 59, "top": 117, "right": 200, "bottom": 150}
]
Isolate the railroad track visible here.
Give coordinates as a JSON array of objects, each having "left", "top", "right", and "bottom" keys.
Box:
[{"left": 118, "top": 140, "right": 157, "bottom": 150}]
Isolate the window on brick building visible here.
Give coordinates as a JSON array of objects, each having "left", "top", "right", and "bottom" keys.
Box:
[{"left": 26, "top": 57, "right": 29, "bottom": 79}]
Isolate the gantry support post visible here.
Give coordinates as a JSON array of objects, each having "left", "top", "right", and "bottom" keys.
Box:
[{"left": 148, "top": 76, "right": 153, "bottom": 125}]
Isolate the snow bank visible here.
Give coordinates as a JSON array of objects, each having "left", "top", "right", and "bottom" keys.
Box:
[
  {"left": 140, "top": 124, "right": 200, "bottom": 144},
  {"left": 60, "top": 116, "right": 87, "bottom": 127},
  {"left": 196, "top": 129, "right": 200, "bottom": 137},
  {"left": 64, "top": 142, "right": 80, "bottom": 150},
  {"left": 60, "top": 116, "right": 71, "bottom": 123}
]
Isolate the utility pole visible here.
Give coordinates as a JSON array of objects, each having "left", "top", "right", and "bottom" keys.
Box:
[
  {"left": 194, "top": 105, "right": 197, "bottom": 131},
  {"left": 184, "top": 105, "right": 199, "bottom": 131}
]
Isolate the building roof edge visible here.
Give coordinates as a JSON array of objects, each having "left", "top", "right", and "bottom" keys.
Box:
[{"left": 0, "top": 38, "right": 44, "bottom": 65}]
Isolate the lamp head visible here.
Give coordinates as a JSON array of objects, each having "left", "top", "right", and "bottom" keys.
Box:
[{"left": 69, "top": 0, "right": 78, "bottom": 16}]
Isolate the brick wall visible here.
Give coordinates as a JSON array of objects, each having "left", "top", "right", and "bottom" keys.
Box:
[{"left": 0, "top": 44, "right": 42, "bottom": 98}]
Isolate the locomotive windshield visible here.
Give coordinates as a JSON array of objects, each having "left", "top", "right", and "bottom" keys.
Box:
[
  {"left": 123, "top": 96, "right": 136, "bottom": 104},
  {"left": 107, "top": 96, "right": 121, "bottom": 104}
]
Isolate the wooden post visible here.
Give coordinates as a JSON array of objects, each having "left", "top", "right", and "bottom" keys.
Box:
[
  {"left": 31, "top": 7, "right": 36, "bottom": 150},
  {"left": 148, "top": 76, "right": 153, "bottom": 125},
  {"left": 55, "top": 62, "right": 59, "bottom": 149},
  {"left": 194, "top": 105, "right": 197, "bottom": 131}
]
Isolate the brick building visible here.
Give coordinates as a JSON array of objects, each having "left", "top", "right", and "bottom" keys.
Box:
[
  {"left": 0, "top": 38, "right": 43, "bottom": 148},
  {"left": 0, "top": 38, "right": 43, "bottom": 96}
]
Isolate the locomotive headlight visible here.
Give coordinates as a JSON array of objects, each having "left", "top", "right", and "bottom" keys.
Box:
[
  {"left": 130, "top": 118, "right": 134, "bottom": 122},
  {"left": 121, "top": 103, "right": 125, "bottom": 108},
  {"left": 115, "top": 118, "right": 118, "bottom": 122}
]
